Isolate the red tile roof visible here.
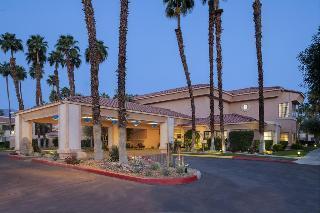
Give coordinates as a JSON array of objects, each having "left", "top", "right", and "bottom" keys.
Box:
[
  {"left": 66, "top": 96, "right": 191, "bottom": 119},
  {"left": 181, "top": 113, "right": 257, "bottom": 126},
  {"left": 0, "top": 116, "right": 15, "bottom": 124}
]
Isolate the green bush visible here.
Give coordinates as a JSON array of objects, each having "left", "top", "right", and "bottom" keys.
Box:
[
  {"left": 280, "top": 141, "right": 288, "bottom": 150},
  {"left": 265, "top": 140, "right": 273, "bottom": 151},
  {"left": 229, "top": 131, "right": 254, "bottom": 152},
  {"left": 174, "top": 140, "right": 182, "bottom": 153},
  {"left": 0, "top": 141, "right": 10, "bottom": 149},
  {"left": 53, "top": 138, "right": 58, "bottom": 147},
  {"left": 176, "top": 165, "right": 185, "bottom": 174},
  {"left": 150, "top": 162, "right": 161, "bottom": 170},
  {"left": 184, "top": 130, "right": 200, "bottom": 149},
  {"left": 272, "top": 144, "right": 284, "bottom": 152},
  {"left": 81, "top": 139, "right": 91, "bottom": 148},
  {"left": 145, "top": 170, "right": 152, "bottom": 176},
  {"left": 109, "top": 145, "right": 119, "bottom": 162},
  {"left": 32, "top": 139, "right": 41, "bottom": 153},
  {"left": 161, "top": 167, "right": 170, "bottom": 176},
  {"left": 291, "top": 143, "right": 303, "bottom": 150}
]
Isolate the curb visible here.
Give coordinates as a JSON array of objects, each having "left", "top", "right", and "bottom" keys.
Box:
[
  {"left": 31, "top": 159, "right": 199, "bottom": 185},
  {"left": 232, "top": 156, "right": 295, "bottom": 164}
]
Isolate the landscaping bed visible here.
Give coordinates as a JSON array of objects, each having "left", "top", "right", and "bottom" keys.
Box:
[{"left": 9, "top": 150, "right": 199, "bottom": 185}]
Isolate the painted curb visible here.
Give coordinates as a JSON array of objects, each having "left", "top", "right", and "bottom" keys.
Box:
[
  {"left": 31, "top": 159, "right": 199, "bottom": 185},
  {"left": 232, "top": 156, "right": 295, "bottom": 164}
]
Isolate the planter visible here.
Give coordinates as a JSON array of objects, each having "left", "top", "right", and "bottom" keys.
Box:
[{"left": 32, "top": 159, "right": 199, "bottom": 185}]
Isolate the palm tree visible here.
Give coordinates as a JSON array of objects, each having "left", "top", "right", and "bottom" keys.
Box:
[
  {"left": 47, "top": 74, "right": 56, "bottom": 91},
  {"left": 163, "top": 0, "right": 196, "bottom": 150},
  {"left": 253, "top": 0, "right": 265, "bottom": 153},
  {"left": 48, "top": 50, "right": 64, "bottom": 99},
  {"left": 26, "top": 35, "right": 48, "bottom": 106},
  {"left": 60, "top": 87, "right": 71, "bottom": 99},
  {"left": 202, "top": 0, "right": 216, "bottom": 150},
  {"left": 0, "top": 33, "right": 24, "bottom": 110},
  {"left": 117, "top": 0, "right": 130, "bottom": 164},
  {"left": 85, "top": 40, "right": 108, "bottom": 64},
  {"left": 82, "top": 0, "right": 104, "bottom": 160},
  {"left": 16, "top": 65, "right": 27, "bottom": 103},
  {"left": 0, "top": 62, "right": 13, "bottom": 132},
  {"left": 55, "top": 35, "right": 81, "bottom": 96}
]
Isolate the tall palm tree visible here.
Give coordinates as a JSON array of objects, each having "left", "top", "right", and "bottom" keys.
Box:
[
  {"left": 0, "top": 33, "right": 24, "bottom": 110},
  {"left": 26, "top": 35, "right": 48, "bottom": 106},
  {"left": 82, "top": 0, "right": 104, "bottom": 160},
  {"left": 16, "top": 65, "right": 27, "bottom": 103},
  {"left": 55, "top": 35, "right": 81, "bottom": 96},
  {"left": 85, "top": 40, "right": 108, "bottom": 64},
  {"left": 213, "top": 0, "right": 226, "bottom": 152},
  {"left": 117, "top": 0, "right": 130, "bottom": 164},
  {"left": 202, "top": 0, "right": 216, "bottom": 150},
  {"left": 253, "top": 0, "right": 265, "bottom": 153},
  {"left": 163, "top": 0, "right": 196, "bottom": 150},
  {"left": 0, "top": 62, "right": 13, "bottom": 132},
  {"left": 48, "top": 50, "right": 64, "bottom": 99}
]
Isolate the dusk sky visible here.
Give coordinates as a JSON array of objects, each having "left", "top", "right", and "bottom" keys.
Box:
[{"left": 0, "top": 0, "right": 319, "bottom": 110}]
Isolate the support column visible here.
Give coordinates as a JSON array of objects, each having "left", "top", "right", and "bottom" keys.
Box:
[
  {"left": 160, "top": 117, "right": 174, "bottom": 152},
  {"left": 15, "top": 114, "right": 33, "bottom": 155},
  {"left": 273, "top": 125, "right": 280, "bottom": 145},
  {"left": 58, "top": 103, "right": 85, "bottom": 159}
]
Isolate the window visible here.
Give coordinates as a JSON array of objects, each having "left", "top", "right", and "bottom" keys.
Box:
[
  {"left": 204, "top": 131, "right": 211, "bottom": 140},
  {"left": 241, "top": 104, "right": 249, "bottom": 112},
  {"left": 280, "top": 133, "right": 289, "bottom": 142},
  {"left": 264, "top": 131, "right": 273, "bottom": 141},
  {"left": 279, "top": 103, "right": 289, "bottom": 118}
]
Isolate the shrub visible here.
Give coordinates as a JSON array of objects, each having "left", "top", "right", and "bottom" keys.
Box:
[
  {"left": 0, "top": 141, "right": 10, "bottom": 149},
  {"left": 150, "top": 162, "right": 161, "bottom": 171},
  {"left": 32, "top": 139, "right": 41, "bottom": 153},
  {"left": 81, "top": 139, "right": 91, "bottom": 148},
  {"left": 184, "top": 130, "right": 200, "bottom": 150},
  {"left": 291, "top": 143, "right": 303, "bottom": 150},
  {"left": 173, "top": 140, "right": 182, "bottom": 153},
  {"left": 272, "top": 144, "right": 284, "bottom": 152},
  {"left": 64, "top": 155, "right": 80, "bottom": 165},
  {"left": 265, "top": 140, "right": 273, "bottom": 151},
  {"left": 280, "top": 141, "right": 288, "bottom": 150},
  {"left": 53, "top": 138, "right": 58, "bottom": 147},
  {"left": 161, "top": 167, "right": 170, "bottom": 176},
  {"left": 109, "top": 145, "right": 119, "bottom": 162},
  {"left": 229, "top": 131, "right": 254, "bottom": 152},
  {"left": 176, "top": 165, "right": 185, "bottom": 174},
  {"left": 145, "top": 170, "right": 152, "bottom": 176},
  {"left": 213, "top": 137, "right": 222, "bottom": 151},
  {"left": 52, "top": 151, "right": 59, "bottom": 161}
]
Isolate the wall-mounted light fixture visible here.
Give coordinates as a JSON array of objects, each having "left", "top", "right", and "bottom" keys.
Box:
[
  {"left": 148, "top": 122, "right": 158, "bottom": 128},
  {"left": 131, "top": 120, "right": 141, "bottom": 127},
  {"left": 82, "top": 116, "right": 92, "bottom": 123}
]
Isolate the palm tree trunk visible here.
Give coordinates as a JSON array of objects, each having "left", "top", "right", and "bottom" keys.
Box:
[
  {"left": 253, "top": 0, "right": 265, "bottom": 153},
  {"left": 19, "top": 81, "right": 23, "bottom": 103},
  {"left": 54, "top": 63, "right": 61, "bottom": 99},
  {"left": 117, "top": 0, "right": 129, "bottom": 164},
  {"left": 5, "top": 76, "right": 12, "bottom": 133},
  {"left": 175, "top": 17, "right": 196, "bottom": 151},
  {"left": 82, "top": 0, "right": 103, "bottom": 160},
  {"left": 208, "top": 2, "right": 216, "bottom": 151},
  {"left": 215, "top": 8, "right": 225, "bottom": 152},
  {"left": 66, "top": 60, "right": 75, "bottom": 96},
  {"left": 9, "top": 57, "right": 24, "bottom": 110}
]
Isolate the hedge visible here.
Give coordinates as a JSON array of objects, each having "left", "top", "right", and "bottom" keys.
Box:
[
  {"left": 229, "top": 131, "right": 254, "bottom": 152},
  {"left": 0, "top": 141, "right": 10, "bottom": 149}
]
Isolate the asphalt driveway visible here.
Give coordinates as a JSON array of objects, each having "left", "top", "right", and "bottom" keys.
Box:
[{"left": 0, "top": 152, "right": 319, "bottom": 213}]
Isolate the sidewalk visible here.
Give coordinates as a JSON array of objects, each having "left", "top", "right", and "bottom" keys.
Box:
[{"left": 295, "top": 148, "right": 320, "bottom": 166}]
